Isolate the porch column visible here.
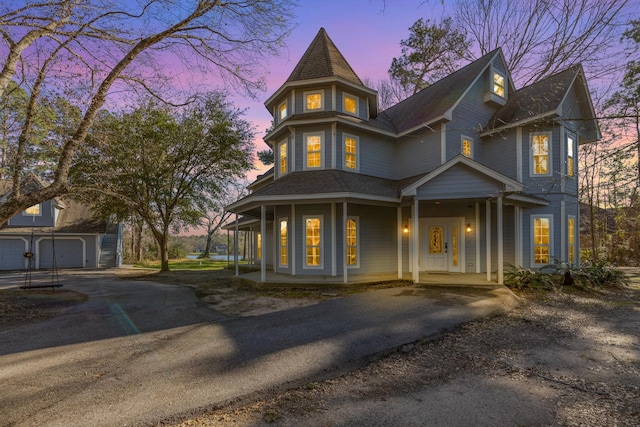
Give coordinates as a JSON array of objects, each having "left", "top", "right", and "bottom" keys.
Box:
[
  {"left": 234, "top": 214, "right": 239, "bottom": 277},
  {"left": 485, "top": 200, "right": 491, "bottom": 282},
  {"left": 291, "top": 204, "right": 296, "bottom": 276},
  {"left": 397, "top": 206, "right": 402, "bottom": 279},
  {"left": 514, "top": 206, "right": 522, "bottom": 267},
  {"left": 412, "top": 199, "right": 419, "bottom": 283},
  {"left": 343, "top": 201, "right": 348, "bottom": 284},
  {"left": 226, "top": 229, "right": 230, "bottom": 267},
  {"left": 475, "top": 202, "right": 481, "bottom": 273},
  {"left": 497, "top": 196, "right": 504, "bottom": 285},
  {"left": 332, "top": 202, "right": 337, "bottom": 277},
  {"left": 260, "top": 205, "right": 266, "bottom": 282}
]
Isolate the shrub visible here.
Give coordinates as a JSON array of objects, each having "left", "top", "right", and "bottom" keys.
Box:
[
  {"left": 168, "top": 243, "right": 187, "bottom": 260},
  {"left": 504, "top": 264, "right": 555, "bottom": 290},
  {"left": 542, "top": 259, "right": 629, "bottom": 290}
]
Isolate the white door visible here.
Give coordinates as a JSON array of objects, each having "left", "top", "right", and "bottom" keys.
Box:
[{"left": 421, "top": 218, "right": 463, "bottom": 273}]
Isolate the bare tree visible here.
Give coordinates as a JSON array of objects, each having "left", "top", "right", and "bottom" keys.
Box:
[
  {"left": 198, "top": 181, "right": 247, "bottom": 258},
  {"left": 0, "top": 0, "right": 295, "bottom": 226}
]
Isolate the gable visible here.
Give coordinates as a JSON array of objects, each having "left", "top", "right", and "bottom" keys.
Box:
[
  {"left": 413, "top": 163, "right": 511, "bottom": 199},
  {"left": 559, "top": 73, "right": 600, "bottom": 142}
]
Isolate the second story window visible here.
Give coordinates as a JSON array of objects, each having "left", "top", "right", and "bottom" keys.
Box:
[
  {"left": 531, "top": 133, "right": 551, "bottom": 176},
  {"left": 304, "top": 91, "right": 323, "bottom": 112},
  {"left": 344, "top": 135, "right": 358, "bottom": 170},
  {"left": 493, "top": 72, "right": 505, "bottom": 98},
  {"left": 305, "top": 133, "right": 323, "bottom": 169},
  {"left": 23, "top": 204, "right": 41, "bottom": 216},
  {"left": 461, "top": 136, "right": 472, "bottom": 158},
  {"left": 567, "top": 134, "right": 575, "bottom": 177},
  {"left": 278, "top": 100, "right": 288, "bottom": 122},
  {"left": 278, "top": 140, "right": 288, "bottom": 175},
  {"left": 343, "top": 93, "right": 358, "bottom": 115}
]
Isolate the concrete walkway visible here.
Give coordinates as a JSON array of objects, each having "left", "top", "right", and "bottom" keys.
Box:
[{"left": 0, "top": 270, "right": 518, "bottom": 426}]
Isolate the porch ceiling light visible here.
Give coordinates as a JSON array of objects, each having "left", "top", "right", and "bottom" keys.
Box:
[
  {"left": 403, "top": 224, "right": 409, "bottom": 234},
  {"left": 466, "top": 223, "right": 472, "bottom": 233}
]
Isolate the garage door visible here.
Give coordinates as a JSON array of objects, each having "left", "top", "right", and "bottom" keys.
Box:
[
  {"left": 0, "top": 238, "right": 28, "bottom": 270},
  {"left": 39, "top": 238, "right": 84, "bottom": 269}
]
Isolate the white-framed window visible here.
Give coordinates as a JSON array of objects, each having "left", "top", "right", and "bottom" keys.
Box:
[
  {"left": 567, "top": 216, "right": 575, "bottom": 264},
  {"left": 532, "top": 215, "right": 552, "bottom": 265},
  {"left": 278, "top": 139, "right": 288, "bottom": 175},
  {"left": 530, "top": 132, "right": 551, "bottom": 176},
  {"left": 567, "top": 134, "right": 575, "bottom": 177},
  {"left": 493, "top": 71, "right": 506, "bottom": 98},
  {"left": 304, "top": 215, "right": 323, "bottom": 268},
  {"left": 256, "top": 232, "right": 262, "bottom": 261},
  {"left": 461, "top": 135, "right": 473, "bottom": 158},
  {"left": 304, "top": 132, "right": 324, "bottom": 169},
  {"left": 23, "top": 204, "right": 41, "bottom": 216},
  {"left": 343, "top": 92, "right": 358, "bottom": 115},
  {"left": 278, "top": 99, "right": 288, "bottom": 122},
  {"left": 279, "top": 218, "right": 288, "bottom": 267},
  {"left": 346, "top": 216, "right": 359, "bottom": 267},
  {"left": 304, "top": 90, "right": 324, "bottom": 112},
  {"left": 344, "top": 134, "right": 359, "bottom": 171}
]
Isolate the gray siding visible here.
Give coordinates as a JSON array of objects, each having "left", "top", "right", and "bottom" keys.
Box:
[
  {"left": 293, "top": 125, "right": 333, "bottom": 172},
  {"left": 340, "top": 130, "right": 395, "bottom": 178},
  {"left": 482, "top": 128, "right": 518, "bottom": 179},
  {"left": 416, "top": 165, "right": 504, "bottom": 199},
  {"left": 395, "top": 126, "right": 442, "bottom": 179},
  {"left": 7, "top": 200, "right": 55, "bottom": 227}
]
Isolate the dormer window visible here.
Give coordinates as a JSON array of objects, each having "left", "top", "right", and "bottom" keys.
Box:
[
  {"left": 278, "top": 100, "right": 288, "bottom": 122},
  {"left": 23, "top": 204, "right": 41, "bottom": 216},
  {"left": 493, "top": 72, "right": 505, "bottom": 98},
  {"left": 343, "top": 93, "right": 358, "bottom": 115},
  {"left": 304, "top": 91, "right": 323, "bottom": 112},
  {"left": 461, "top": 136, "right": 473, "bottom": 158}
]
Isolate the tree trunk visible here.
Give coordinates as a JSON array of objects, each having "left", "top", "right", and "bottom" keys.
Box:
[
  {"left": 159, "top": 233, "right": 170, "bottom": 272},
  {"left": 202, "top": 229, "right": 213, "bottom": 258}
]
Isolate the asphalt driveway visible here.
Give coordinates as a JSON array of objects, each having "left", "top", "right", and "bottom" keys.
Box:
[{"left": 0, "top": 270, "right": 518, "bottom": 426}]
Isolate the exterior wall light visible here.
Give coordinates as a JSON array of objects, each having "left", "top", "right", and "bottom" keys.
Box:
[
  {"left": 466, "top": 223, "right": 472, "bottom": 233},
  {"left": 403, "top": 224, "right": 409, "bottom": 234}
]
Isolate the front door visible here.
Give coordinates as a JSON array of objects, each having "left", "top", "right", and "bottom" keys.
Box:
[{"left": 420, "top": 218, "right": 463, "bottom": 273}]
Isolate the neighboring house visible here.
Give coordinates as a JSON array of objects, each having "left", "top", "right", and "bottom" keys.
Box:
[
  {"left": 0, "top": 176, "right": 122, "bottom": 270},
  {"left": 226, "top": 28, "right": 599, "bottom": 284}
]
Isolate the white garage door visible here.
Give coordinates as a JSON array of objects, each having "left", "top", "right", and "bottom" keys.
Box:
[
  {"left": 39, "top": 238, "right": 84, "bottom": 269},
  {"left": 0, "top": 238, "right": 28, "bottom": 270}
]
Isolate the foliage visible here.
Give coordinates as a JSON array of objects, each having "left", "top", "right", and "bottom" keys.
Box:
[
  {"left": 389, "top": 17, "right": 469, "bottom": 95},
  {"left": 134, "top": 259, "right": 230, "bottom": 271},
  {"left": 74, "top": 92, "right": 254, "bottom": 271},
  {"left": 168, "top": 244, "right": 187, "bottom": 260},
  {"left": 257, "top": 149, "right": 275, "bottom": 166},
  {"left": 504, "top": 264, "right": 555, "bottom": 291},
  {"left": 0, "top": 0, "right": 295, "bottom": 225},
  {"left": 543, "top": 259, "right": 630, "bottom": 290}
]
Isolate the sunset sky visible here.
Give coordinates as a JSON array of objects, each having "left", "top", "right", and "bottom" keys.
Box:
[{"left": 232, "top": 0, "right": 439, "bottom": 179}]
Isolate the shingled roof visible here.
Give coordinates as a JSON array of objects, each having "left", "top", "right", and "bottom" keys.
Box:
[
  {"left": 370, "top": 49, "right": 501, "bottom": 134},
  {"left": 286, "top": 28, "right": 363, "bottom": 85},
  {"left": 485, "top": 65, "right": 581, "bottom": 131}
]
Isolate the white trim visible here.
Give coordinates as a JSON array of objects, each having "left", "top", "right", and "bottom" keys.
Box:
[
  {"left": 516, "top": 127, "right": 523, "bottom": 182},
  {"left": 265, "top": 76, "right": 377, "bottom": 106},
  {"left": 303, "top": 131, "right": 325, "bottom": 170},
  {"left": 331, "top": 203, "right": 336, "bottom": 276},
  {"left": 497, "top": 196, "right": 503, "bottom": 284},
  {"left": 514, "top": 206, "right": 522, "bottom": 267},
  {"left": 440, "top": 123, "right": 447, "bottom": 164},
  {"left": 529, "top": 131, "right": 553, "bottom": 177},
  {"left": 260, "top": 206, "right": 266, "bottom": 282},
  {"left": 566, "top": 131, "right": 576, "bottom": 178},
  {"left": 277, "top": 99, "right": 288, "bottom": 123},
  {"left": 278, "top": 216, "right": 288, "bottom": 268},
  {"left": 480, "top": 111, "right": 556, "bottom": 137},
  {"left": 343, "top": 133, "right": 359, "bottom": 171},
  {"left": 397, "top": 207, "right": 403, "bottom": 279},
  {"left": 303, "top": 215, "right": 324, "bottom": 269},
  {"left": 303, "top": 89, "right": 324, "bottom": 113},
  {"left": 412, "top": 200, "right": 419, "bottom": 283},
  {"left": 486, "top": 200, "right": 491, "bottom": 281},
  {"left": 227, "top": 192, "right": 399, "bottom": 211},
  {"left": 291, "top": 205, "right": 296, "bottom": 275},
  {"left": 342, "top": 92, "right": 359, "bottom": 116},
  {"left": 235, "top": 214, "right": 239, "bottom": 276},
  {"left": 475, "top": 203, "right": 481, "bottom": 273},
  {"left": 530, "top": 214, "right": 554, "bottom": 267},
  {"left": 266, "top": 116, "right": 396, "bottom": 140},
  {"left": 561, "top": 201, "right": 566, "bottom": 262},
  {"left": 277, "top": 139, "right": 288, "bottom": 177},
  {"left": 331, "top": 123, "right": 337, "bottom": 169},
  {"left": 346, "top": 215, "right": 360, "bottom": 269},
  {"left": 343, "top": 202, "right": 348, "bottom": 283}
]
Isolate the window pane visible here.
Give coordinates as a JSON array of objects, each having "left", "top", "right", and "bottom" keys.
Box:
[
  {"left": 24, "top": 205, "right": 40, "bottom": 215},
  {"left": 462, "top": 139, "right": 471, "bottom": 157},
  {"left": 567, "top": 136, "right": 575, "bottom": 176},
  {"left": 345, "top": 137, "right": 357, "bottom": 169},
  {"left": 344, "top": 95, "right": 357, "bottom": 114},
  {"left": 533, "top": 217, "right": 550, "bottom": 264},
  {"left": 533, "top": 134, "right": 549, "bottom": 174},
  {"left": 280, "top": 220, "right": 288, "bottom": 265},
  {"left": 307, "top": 135, "right": 322, "bottom": 168},
  {"left": 493, "top": 72, "right": 505, "bottom": 97},
  {"left": 307, "top": 93, "right": 322, "bottom": 110},
  {"left": 305, "top": 218, "right": 321, "bottom": 266},
  {"left": 346, "top": 218, "right": 357, "bottom": 265},
  {"left": 279, "top": 102, "right": 287, "bottom": 120},
  {"left": 279, "top": 141, "right": 287, "bottom": 174},
  {"left": 429, "top": 227, "right": 443, "bottom": 254}
]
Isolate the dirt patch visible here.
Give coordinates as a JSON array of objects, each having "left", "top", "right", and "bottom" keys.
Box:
[
  {"left": 0, "top": 288, "right": 87, "bottom": 330},
  {"left": 168, "top": 284, "right": 640, "bottom": 426}
]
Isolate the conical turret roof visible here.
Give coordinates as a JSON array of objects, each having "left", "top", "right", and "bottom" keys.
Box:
[{"left": 286, "top": 28, "right": 363, "bottom": 85}]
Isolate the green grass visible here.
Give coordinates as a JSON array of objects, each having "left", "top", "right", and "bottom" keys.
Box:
[{"left": 134, "top": 258, "right": 239, "bottom": 270}]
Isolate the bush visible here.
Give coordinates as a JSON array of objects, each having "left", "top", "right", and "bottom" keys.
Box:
[
  {"left": 541, "top": 259, "right": 629, "bottom": 290},
  {"left": 504, "top": 264, "right": 555, "bottom": 290},
  {"left": 168, "top": 243, "right": 187, "bottom": 260}
]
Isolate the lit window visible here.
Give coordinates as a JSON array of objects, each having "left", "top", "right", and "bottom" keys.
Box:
[
  {"left": 278, "top": 140, "right": 287, "bottom": 175},
  {"left": 346, "top": 217, "right": 358, "bottom": 266},
  {"left": 279, "top": 219, "right": 288, "bottom": 267},
  {"left": 567, "top": 135, "right": 575, "bottom": 177},
  {"left": 305, "top": 216, "right": 322, "bottom": 267},
  {"left": 532, "top": 133, "right": 550, "bottom": 175},
  {"left": 343, "top": 93, "right": 358, "bottom": 115},
  {"left": 344, "top": 135, "right": 358, "bottom": 170},
  {"left": 461, "top": 136, "right": 472, "bottom": 158},
  {"left": 305, "top": 133, "right": 323, "bottom": 169},
  {"left": 305, "top": 91, "right": 323, "bottom": 112},
  {"left": 24, "top": 204, "right": 40, "bottom": 215},
  {"left": 278, "top": 100, "right": 287, "bottom": 121},
  {"left": 257, "top": 233, "right": 262, "bottom": 260},
  {"left": 533, "top": 216, "right": 551, "bottom": 265},
  {"left": 493, "top": 72, "right": 505, "bottom": 98},
  {"left": 568, "top": 217, "right": 575, "bottom": 263}
]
